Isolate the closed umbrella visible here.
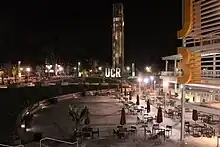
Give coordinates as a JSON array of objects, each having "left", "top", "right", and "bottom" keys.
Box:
[
  {"left": 129, "top": 91, "right": 132, "bottom": 100},
  {"left": 192, "top": 109, "right": 198, "bottom": 123},
  {"left": 120, "top": 108, "right": 126, "bottom": 125},
  {"left": 156, "top": 106, "right": 163, "bottom": 124},
  {"left": 147, "top": 99, "right": 151, "bottom": 113},
  {"left": 124, "top": 88, "right": 127, "bottom": 96},
  {"left": 136, "top": 95, "right": 140, "bottom": 105}
]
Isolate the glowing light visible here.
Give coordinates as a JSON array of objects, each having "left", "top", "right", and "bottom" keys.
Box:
[
  {"left": 126, "top": 66, "right": 130, "bottom": 71},
  {"left": 26, "top": 67, "right": 31, "bottom": 72},
  {"left": 98, "top": 67, "right": 102, "bottom": 71},
  {"left": 180, "top": 84, "right": 184, "bottom": 89},
  {"left": 144, "top": 78, "right": 149, "bottom": 83},
  {"left": 46, "top": 65, "right": 52, "bottom": 70},
  {"left": 150, "top": 76, "right": 154, "bottom": 80},
  {"left": 137, "top": 78, "right": 142, "bottom": 82},
  {"left": 163, "top": 81, "right": 169, "bottom": 88},
  {"left": 145, "top": 66, "right": 152, "bottom": 72},
  {"left": 59, "top": 66, "right": 63, "bottom": 71}
]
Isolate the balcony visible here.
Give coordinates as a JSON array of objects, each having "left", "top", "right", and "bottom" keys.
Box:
[
  {"left": 161, "top": 71, "right": 182, "bottom": 77},
  {"left": 161, "top": 71, "right": 220, "bottom": 85}
]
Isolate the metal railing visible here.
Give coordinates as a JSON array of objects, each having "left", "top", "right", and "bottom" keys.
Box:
[
  {"left": 161, "top": 70, "right": 220, "bottom": 78},
  {"left": 39, "top": 137, "right": 78, "bottom": 147},
  {"left": 161, "top": 71, "right": 182, "bottom": 77},
  {"left": 0, "top": 144, "right": 23, "bottom": 147}
]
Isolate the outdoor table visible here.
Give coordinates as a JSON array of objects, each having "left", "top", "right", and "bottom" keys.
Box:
[
  {"left": 191, "top": 124, "right": 204, "bottom": 137},
  {"left": 117, "top": 127, "right": 128, "bottom": 139},
  {"left": 117, "top": 125, "right": 123, "bottom": 129},
  {"left": 129, "top": 126, "right": 137, "bottom": 134},
  {"left": 92, "top": 128, "right": 99, "bottom": 138}
]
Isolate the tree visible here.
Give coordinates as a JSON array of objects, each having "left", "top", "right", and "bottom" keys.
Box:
[
  {"left": 0, "top": 71, "right": 4, "bottom": 84},
  {"left": 36, "top": 65, "right": 43, "bottom": 77},
  {"left": 68, "top": 105, "right": 89, "bottom": 133},
  {"left": 11, "top": 66, "right": 17, "bottom": 82}
]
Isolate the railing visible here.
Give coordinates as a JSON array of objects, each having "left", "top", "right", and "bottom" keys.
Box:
[
  {"left": 185, "top": 30, "right": 220, "bottom": 48},
  {"left": 161, "top": 71, "right": 220, "bottom": 79},
  {"left": 161, "top": 71, "right": 182, "bottom": 77},
  {"left": 0, "top": 144, "right": 23, "bottom": 147},
  {"left": 39, "top": 137, "right": 78, "bottom": 147}
]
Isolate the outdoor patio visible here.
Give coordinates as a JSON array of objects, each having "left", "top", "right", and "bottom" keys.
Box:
[{"left": 24, "top": 89, "right": 220, "bottom": 146}]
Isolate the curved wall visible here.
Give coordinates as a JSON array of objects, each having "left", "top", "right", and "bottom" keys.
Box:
[{"left": 0, "top": 84, "right": 116, "bottom": 144}]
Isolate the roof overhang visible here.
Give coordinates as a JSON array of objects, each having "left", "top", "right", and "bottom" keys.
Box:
[
  {"left": 161, "top": 54, "right": 182, "bottom": 60},
  {"left": 162, "top": 52, "right": 220, "bottom": 61}
]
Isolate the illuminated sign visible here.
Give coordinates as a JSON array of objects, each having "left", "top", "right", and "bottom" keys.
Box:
[{"left": 105, "top": 68, "right": 121, "bottom": 78}]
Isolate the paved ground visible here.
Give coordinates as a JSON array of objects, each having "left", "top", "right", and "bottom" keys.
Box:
[{"left": 20, "top": 91, "right": 220, "bottom": 147}]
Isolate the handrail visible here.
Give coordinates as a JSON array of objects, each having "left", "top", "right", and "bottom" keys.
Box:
[
  {"left": 0, "top": 144, "right": 23, "bottom": 147},
  {"left": 39, "top": 137, "right": 78, "bottom": 147}
]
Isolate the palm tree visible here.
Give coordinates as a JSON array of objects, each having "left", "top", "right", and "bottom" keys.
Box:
[{"left": 68, "top": 105, "right": 89, "bottom": 133}]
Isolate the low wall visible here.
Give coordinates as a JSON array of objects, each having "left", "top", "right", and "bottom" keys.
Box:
[{"left": 0, "top": 84, "right": 116, "bottom": 144}]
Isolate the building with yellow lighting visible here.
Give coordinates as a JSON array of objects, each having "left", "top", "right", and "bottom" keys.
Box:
[{"left": 160, "top": 0, "right": 220, "bottom": 103}]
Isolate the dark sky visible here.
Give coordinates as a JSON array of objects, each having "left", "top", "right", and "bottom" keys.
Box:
[{"left": 0, "top": 0, "right": 182, "bottom": 69}]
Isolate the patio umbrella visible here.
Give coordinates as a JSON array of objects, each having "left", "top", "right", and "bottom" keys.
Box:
[
  {"left": 192, "top": 109, "right": 198, "bottom": 123},
  {"left": 147, "top": 99, "right": 151, "bottom": 113},
  {"left": 120, "top": 107, "right": 126, "bottom": 125},
  {"left": 129, "top": 91, "right": 132, "bottom": 100},
  {"left": 156, "top": 106, "right": 163, "bottom": 124},
  {"left": 124, "top": 88, "right": 127, "bottom": 96},
  {"left": 136, "top": 95, "right": 140, "bottom": 105}
]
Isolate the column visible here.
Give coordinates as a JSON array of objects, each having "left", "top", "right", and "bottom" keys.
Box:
[
  {"left": 180, "top": 85, "right": 185, "bottom": 141},
  {"left": 174, "top": 83, "right": 177, "bottom": 93},
  {"left": 174, "top": 60, "right": 177, "bottom": 73},
  {"left": 165, "top": 60, "right": 168, "bottom": 71},
  {"left": 213, "top": 54, "right": 216, "bottom": 78}
]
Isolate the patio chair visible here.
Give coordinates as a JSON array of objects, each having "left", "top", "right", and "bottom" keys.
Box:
[
  {"left": 165, "top": 125, "right": 172, "bottom": 137},
  {"left": 82, "top": 131, "right": 92, "bottom": 139},
  {"left": 129, "top": 126, "right": 137, "bottom": 135},
  {"left": 147, "top": 116, "right": 153, "bottom": 123},
  {"left": 92, "top": 128, "right": 99, "bottom": 138}
]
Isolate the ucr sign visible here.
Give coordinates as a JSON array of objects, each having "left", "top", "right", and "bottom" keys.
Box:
[{"left": 105, "top": 68, "right": 121, "bottom": 78}]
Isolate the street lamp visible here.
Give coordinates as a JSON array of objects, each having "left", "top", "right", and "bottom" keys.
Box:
[
  {"left": 137, "top": 78, "right": 142, "bottom": 95},
  {"left": 98, "top": 66, "right": 102, "bottom": 71},
  {"left": 180, "top": 84, "right": 185, "bottom": 141},
  {"left": 153, "top": 80, "right": 156, "bottom": 90},
  {"left": 26, "top": 67, "right": 31, "bottom": 80},
  {"left": 163, "top": 81, "right": 169, "bottom": 113},
  {"left": 126, "top": 66, "right": 130, "bottom": 71},
  {"left": 150, "top": 76, "right": 154, "bottom": 81},
  {"left": 46, "top": 65, "right": 52, "bottom": 77}
]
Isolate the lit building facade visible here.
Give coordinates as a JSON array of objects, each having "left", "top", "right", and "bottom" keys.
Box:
[{"left": 160, "top": 0, "right": 220, "bottom": 103}]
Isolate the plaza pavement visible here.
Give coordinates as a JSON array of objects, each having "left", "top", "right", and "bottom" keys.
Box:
[{"left": 22, "top": 91, "right": 220, "bottom": 147}]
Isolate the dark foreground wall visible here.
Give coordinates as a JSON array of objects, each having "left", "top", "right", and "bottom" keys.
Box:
[{"left": 0, "top": 84, "right": 116, "bottom": 144}]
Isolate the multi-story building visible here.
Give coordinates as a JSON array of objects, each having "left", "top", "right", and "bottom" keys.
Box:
[{"left": 160, "top": 0, "right": 220, "bottom": 103}]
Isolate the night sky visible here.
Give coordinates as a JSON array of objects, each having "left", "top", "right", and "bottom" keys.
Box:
[{"left": 1, "top": 0, "right": 182, "bottom": 69}]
